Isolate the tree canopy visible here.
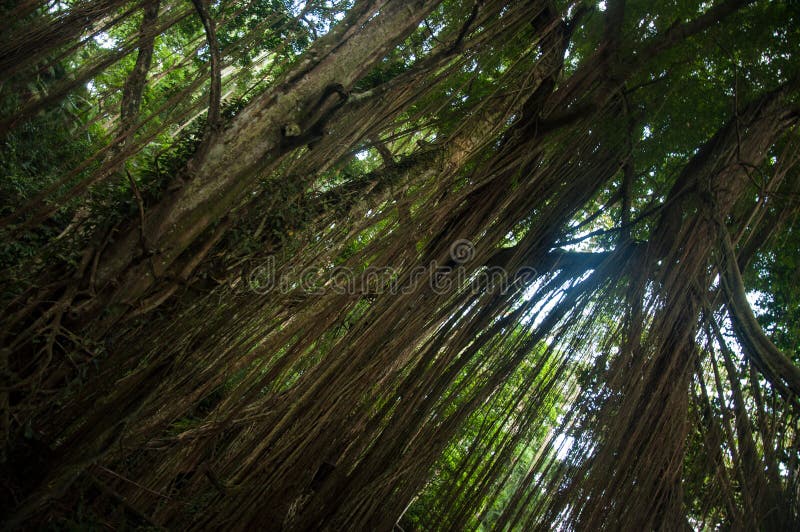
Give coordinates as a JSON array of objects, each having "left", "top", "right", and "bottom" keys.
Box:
[{"left": 1, "top": 0, "right": 799, "bottom": 529}]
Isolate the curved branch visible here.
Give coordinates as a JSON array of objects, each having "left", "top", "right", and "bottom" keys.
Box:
[
  {"left": 447, "top": 0, "right": 482, "bottom": 53},
  {"left": 191, "top": 0, "right": 222, "bottom": 135},
  {"left": 640, "top": 0, "right": 753, "bottom": 60},
  {"left": 719, "top": 229, "right": 800, "bottom": 400},
  {"left": 119, "top": 0, "right": 160, "bottom": 139}
]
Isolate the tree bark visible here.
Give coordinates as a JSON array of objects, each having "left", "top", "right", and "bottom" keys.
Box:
[{"left": 85, "top": 0, "right": 443, "bottom": 327}]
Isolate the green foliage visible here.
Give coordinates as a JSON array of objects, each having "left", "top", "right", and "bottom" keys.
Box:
[
  {"left": 748, "top": 217, "right": 800, "bottom": 361},
  {"left": 2, "top": 1, "right": 799, "bottom": 528}
]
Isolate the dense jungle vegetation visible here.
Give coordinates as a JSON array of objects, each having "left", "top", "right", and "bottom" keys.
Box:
[{"left": 1, "top": 0, "right": 799, "bottom": 529}]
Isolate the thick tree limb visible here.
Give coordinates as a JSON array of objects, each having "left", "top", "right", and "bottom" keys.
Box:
[
  {"left": 485, "top": 246, "right": 611, "bottom": 275},
  {"left": 119, "top": 0, "right": 160, "bottom": 140},
  {"left": 191, "top": 0, "right": 222, "bottom": 135},
  {"left": 641, "top": 0, "right": 754, "bottom": 60},
  {"left": 447, "top": 0, "right": 482, "bottom": 53},
  {"left": 602, "top": 0, "right": 626, "bottom": 49},
  {"left": 719, "top": 229, "right": 800, "bottom": 400}
]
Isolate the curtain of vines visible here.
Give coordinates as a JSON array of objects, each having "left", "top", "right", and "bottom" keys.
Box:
[{"left": 1, "top": 0, "right": 799, "bottom": 529}]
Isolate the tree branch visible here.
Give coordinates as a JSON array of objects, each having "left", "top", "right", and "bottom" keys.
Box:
[
  {"left": 119, "top": 0, "right": 160, "bottom": 141},
  {"left": 191, "top": 0, "right": 222, "bottom": 135},
  {"left": 719, "top": 228, "right": 800, "bottom": 401},
  {"left": 485, "top": 246, "right": 611, "bottom": 275},
  {"left": 640, "top": 0, "right": 753, "bottom": 60},
  {"left": 447, "top": 0, "right": 482, "bottom": 54}
]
